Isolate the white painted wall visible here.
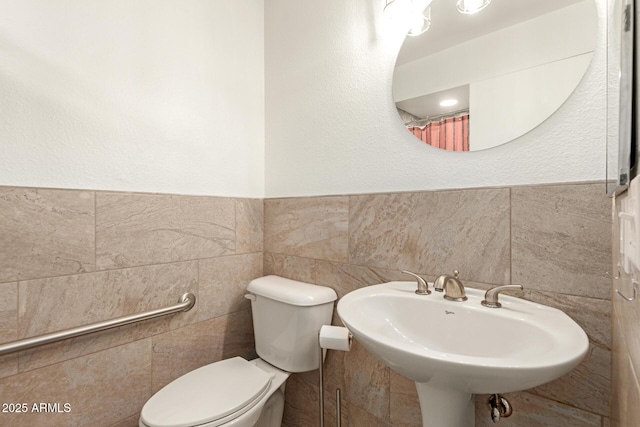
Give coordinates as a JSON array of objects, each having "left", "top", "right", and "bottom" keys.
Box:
[
  {"left": 265, "top": 0, "right": 606, "bottom": 197},
  {"left": 0, "top": 0, "right": 264, "bottom": 197},
  {"left": 0, "top": 0, "right": 607, "bottom": 198}
]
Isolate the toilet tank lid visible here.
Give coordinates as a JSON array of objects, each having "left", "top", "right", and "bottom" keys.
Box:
[{"left": 247, "top": 275, "right": 337, "bottom": 306}]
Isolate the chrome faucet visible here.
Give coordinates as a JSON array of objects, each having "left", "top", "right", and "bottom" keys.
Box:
[
  {"left": 434, "top": 270, "right": 467, "bottom": 301},
  {"left": 481, "top": 284, "right": 524, "bottom": 308},
  {"left": 402, "top": 270, "right": 431, "bottom": 295}
]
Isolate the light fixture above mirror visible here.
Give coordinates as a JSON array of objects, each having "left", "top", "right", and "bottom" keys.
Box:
[
  {"left": 383, "top": 0, "right": 433, "bottom": 36},
  {"left": 384, "top": 0, "right": 492, "bottom": 36},
  {"left": 456, "top": 0, "right": 492, "bottom": 15}
]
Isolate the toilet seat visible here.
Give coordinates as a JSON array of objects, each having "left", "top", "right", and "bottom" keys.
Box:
[{"left": 140, "top": 357, "right": 274, "bottom": 427}]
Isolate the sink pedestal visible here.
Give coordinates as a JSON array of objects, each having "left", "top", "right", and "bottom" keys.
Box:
[{"left": 415, "top": 382, "right": 474, "bottom": 427}]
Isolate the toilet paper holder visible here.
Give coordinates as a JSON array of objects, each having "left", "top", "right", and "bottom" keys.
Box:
[
  {"left": 318, "top": 325, "right": 352, "bottom": 427},
  {"left": 319, "top": 325, "right": 353, "bottom": 352}
]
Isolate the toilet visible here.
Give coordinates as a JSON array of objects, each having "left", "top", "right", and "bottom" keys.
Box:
[{"left": 139, "top": 275, "right": 338, "bottom": 427}]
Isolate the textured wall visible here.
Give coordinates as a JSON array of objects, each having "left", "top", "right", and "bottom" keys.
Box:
[
  {"left": 265, "top": 0, "right": 606, "bottom": 197},
  {"left": 0, "top": 186, "right": 263, "bottom": 426},
  {"left": 264, "top": 182, "right": 612, "bottom": 427},
  {"left": 0, "top": 0, "right": 265, "bottom": 197}
]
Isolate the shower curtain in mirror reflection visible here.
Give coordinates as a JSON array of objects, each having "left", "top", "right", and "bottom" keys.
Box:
[{"left": 408, "top": 114, "right": 469, "bottom": 151}]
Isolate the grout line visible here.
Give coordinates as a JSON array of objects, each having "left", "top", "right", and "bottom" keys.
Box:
[
  {"left": 261, "top": 198, "right": 266, "bottom": 258},
  {"left": 347, "top": 195, "right": 351, "bottom": 265},
  {"left": 234, "top": 199, "right": 238, "bottom": 255},
  {"left": 15, "top": 279, "right": 20, "bottom": 371},
  {"left": 6, "top": 252, "right": 263, "bottom": 284},
  {"left": 518, "top": 390, "right": 609, "bottom": 420},
  {"left": 509, "top": 187, "right": 513, "bottom": 285},
  {"left": 94, "top": 191, "right": 98, "bottom": 272},
  {"left": 7, "top": 334, "right": 153, "bottom": 381}
]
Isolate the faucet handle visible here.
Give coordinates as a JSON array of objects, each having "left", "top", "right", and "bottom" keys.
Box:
[
  {"left": 402, "top": 270, "right": 431, "bottom": 295},
  {"left": 481, "top": 284, "right": 524, "bottom": 308}
]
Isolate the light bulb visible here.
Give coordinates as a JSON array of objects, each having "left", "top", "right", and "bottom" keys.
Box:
[
  {"left": 408, "top": 6, "right": 431, "bottom": 36},
  {"left": 384, "top": 0, "right": 432, "bottom": 37},
  {"left": 383, "top": 0, "right": 413, "bottom": 23},
  {"left": 456, "top": 0, "right": 492, "bottom": 15}
]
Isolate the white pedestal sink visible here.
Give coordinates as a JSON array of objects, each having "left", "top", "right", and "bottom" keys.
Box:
[{"left": 336, "top": 282, "right": 589, "bottom": 427}]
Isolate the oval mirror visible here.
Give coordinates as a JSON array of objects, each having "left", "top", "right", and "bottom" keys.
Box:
[{"left": 392, "top": 0, "right": 597, "bottom": 152}]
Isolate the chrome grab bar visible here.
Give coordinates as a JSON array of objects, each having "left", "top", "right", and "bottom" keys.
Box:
[{"left": 0, "top": 292, "right": 196, "bottom": 356}]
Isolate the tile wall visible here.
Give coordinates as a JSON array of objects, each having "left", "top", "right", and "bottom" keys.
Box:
[
  {"left": 0, "top": 187, "right": 263, "bottom": 426},
  {"left": 264, "top": 183, "right": 612, "bottom": 427},
  {"left": 0, "top": 182, "right": 612, "bottom": 427},
  {"left": 611, "top": 191, "right": 640, "bottom": 426}
]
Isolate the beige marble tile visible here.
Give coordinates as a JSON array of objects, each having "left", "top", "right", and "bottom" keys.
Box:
[
  {"left": 18, "top": 262, "right": 198, "bottom": 372},
  {"left": 530, "top": 343, "right": 610, "bottom": 417},
  {"left": 611, "top": 192, "right": 640, "bottom": 392},
  {"left": 389, "top": 370, "right": 422, "bottom": 427},
  {"left": 0, "top": 339, "right": 151, "bottom": 427},
  {"left": 292, "top": 356, "right": 341, "bottom": 395},
  {"left": 0, "top": 282, "right": 18, "bottom": 378},
  {"left": 313, "top": 261, "right": 406, "bottom": 299},
  {"left": 235, "top": 198, "right": 263, "bottom": 254},
  {"left": 609, "top": 194, "right": 633, "bottom": 427},
  {"left": 322, "top": 388, "right": 349, "bottom": 427},
  {"left": 151, "top": 309, "right": 255, "bottom": 393},
  {"left": 324, "top": 345, "right": 346, "bottom": 402},
  {"left": 291, "top": 345, "right": 346, "bottom": 396},
  {"left": 107, "top": 414, "right": 140, "bottom": 427},
  {"left": 611, "top": 307, "right": 640, "bottom": 427},
  {"left": 282, "top": 374, "right": 320, "bottom": 427},
  {"left": 343, "top": 340, "right": 390, "bottom": 421},
  {"left": 282, "top": 368, "right": 350, "bottom": 427},
  {"left": 474, "top": 391, "right": 601, "bottom": 427},
  {"left": 512, "top": 184, "right": 611, "bottom": 299},
  {"left": 611, "top": 305, "right": 622, "bottom": 427},
  {"left": 198, "top": 253, "right": 263, "bottom": 322},
  {"left": 347, "top": 403, "right": 392, "bottom": 427},
  {"left": 610, "top": 352, "right": 640, "bottom": 426},
  {"left": 0, "top": 187, "right": 95, "bottom": 282},
  {"left": 264, "top": 196, "right": 349, "bottom": 262},
  {"left": 524, "top": 290, "right": 610, "bottom": 348},
  {"left": 613, "top": 279, "right": 640, "bottom": 374},
  {"left": 0, "top": 349, "right": 17, "bottom": 379},
  {"left": 96, "top": 193, "right": 235, "bottom": 269},
  {"left": 295, "top": 364, "right": 320, "bottom": 387},
  {"left": 0, "top": 282, "right": 17, "bottom": 340},
  {"left": 263, "top": 252, "right": 316, "bottom": 283},
  {"left": 349, "top": 189, "right": 510, "bottom": 284}
]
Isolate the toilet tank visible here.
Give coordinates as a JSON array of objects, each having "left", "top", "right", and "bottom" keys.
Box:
[{"left": 246, "top": 275, "right": 337, "bottom": 373}]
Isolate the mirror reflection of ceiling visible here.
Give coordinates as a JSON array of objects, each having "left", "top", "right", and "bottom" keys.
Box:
[{"left": 393, "top": 0, "right": 597, "bottom": 152}]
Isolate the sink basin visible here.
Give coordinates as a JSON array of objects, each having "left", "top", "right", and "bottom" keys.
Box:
[{"left": 337, "top": 281, "right": 589, "bottom": 426}]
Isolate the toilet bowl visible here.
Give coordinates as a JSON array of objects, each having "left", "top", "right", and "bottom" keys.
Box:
[
  {"left": 139, "top": 275, "right": 337, "bottom": 427},
  {"left": 139, "top": 358, "right": 289, "bottom": 427}
]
